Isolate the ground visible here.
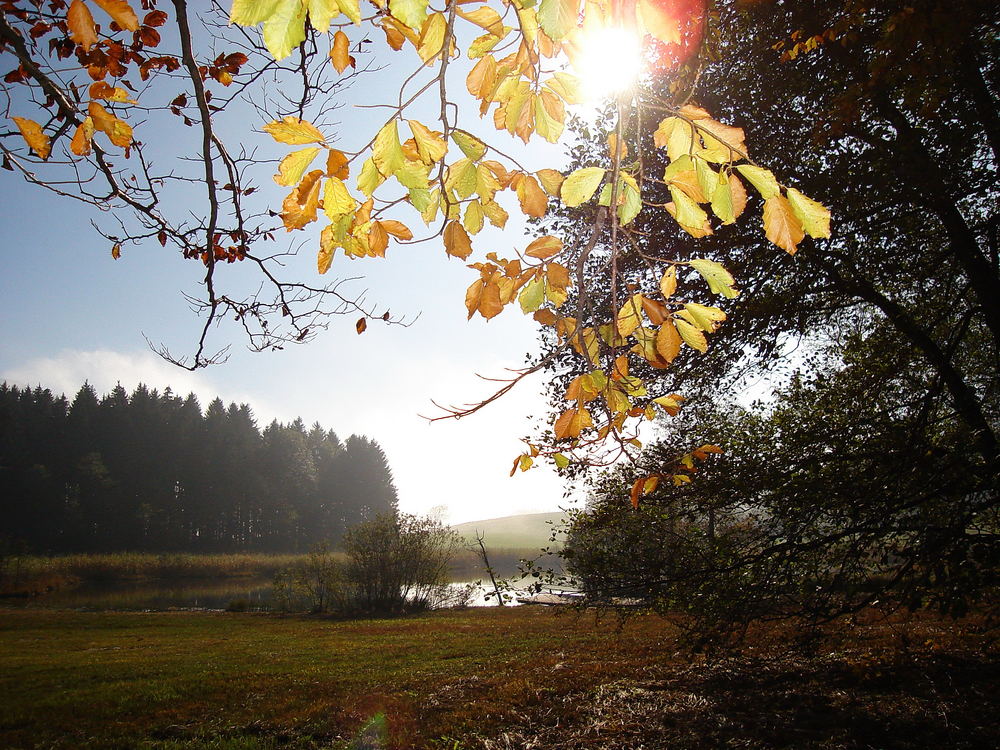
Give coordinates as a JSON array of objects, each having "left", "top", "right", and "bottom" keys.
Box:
[{"left": 0, "top": 606, "right": 996, "bottom": 749}]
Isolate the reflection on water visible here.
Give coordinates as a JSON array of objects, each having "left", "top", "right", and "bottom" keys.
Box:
[{"left": 1, "top": 578, "right": 564, "bottom": 611}]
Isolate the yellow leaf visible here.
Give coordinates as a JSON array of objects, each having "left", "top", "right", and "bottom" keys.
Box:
[
  {"left": 536, "top": 168, "right": 564, "bottom": 197},
  {"left": 93, "top": 0, "right": 139, "bottom": 32},
  {"left": 336, "top": 0, "right": 362, "bottom": 25},
  {"left": 67, "top": 0, "right": 98, "bottom": 51},
  {"left": 654, "top": 117, "right": 695, "bottom": 161},
  {"left": 656, "top": 323, "right": 681, "bottom": 363},
  {"left": 457, "top": 5, "right": 505, "bottom": 36},
  {"left": 88, "top": 81, "right": 134, "bottom": 103},
  {"left": 653, "top": 394, "right": 684, "bottom": 415},
  {"left": 516, "top": 174, "right": 548, "bottom": 218},
  {"left": 674, "top": 318, "right": 707, "bottom": 352},
  {"left": 665, "top": 201, "right": 713, "bottom": 238},
  {"left": 463, "top": 200, "right": 485, "bottom": 235},
  {"left": 70, "top": 116, "right": 95, "bottom": 156},
  {"left": 525, "top": 236, "right": 563, "bottom": 259},
  {"left": 660, "top": 266, "right": 677, "bottom": 299},
  {"left": 318, "top": 225, "right": 336, "bottom": 273},
  {"left": 11, "top": 117, "right": 50, "bottom": 160},
  {"left": 408, "top": 120, "right": 447, "bottom": 165},
  {"left": 736, "top": 164, "right": 780, "bottom": 199},
  {"left": 616, "top": 294, "right": 645, "bottom": 338},
  {"left": 689, "top": 258, "right": 739, "bottom": 299},
  {"left": 561, "top": 167, "right": 605, "bottom": 207},
  {"left": 87, "top": 101, "right": 132, "bottom": 148},
  {"left": 682, "top": 302, "right": 726, "bottom": 332},
  {"left": 357, "top": 157, "right": 384, "bottom": 196},
  {"left": 372, "top": 119, "right": 405, "bottom": 177},
  {"left": 262, "top": 0, "right": 307, "bottom": 60},
  {"left": 274, "top": 146, "right": 321, "bottom": 186},
  {"left": 696, "top": 118, "right": 747, "bottom": 163},
  {"left": 786, "top": 188, "right": 831, "bottom": 239},
  {"left": 389, "top": 0, "right": 428, "bottom": 31},
  {"left": 330, "top": 30, "right": 353, "bottom": 73},
  {"left": 263, "top": 116, "right": 325, "bottom": 145},
  {"left": 322, "top": 176, "right": 356, "bottom": 218},
  {"left": 444, "top": 221, "right": 473, "bottom": 259},
  {"left": 230, "top": 0, "right": 283, "bottom": 25},
  {"left": 380, "top": 220, "right": 413, "bottom": 240},
  {"left": 416, "top": 12, "right": 446, "bottom": 62},
  {"left": 763, "top": 194, "right": 804, "bottom": 254}
]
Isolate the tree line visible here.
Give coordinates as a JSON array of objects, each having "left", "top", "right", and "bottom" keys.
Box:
[{"left": 0, "top": 382, "right": 398, "bottom": 553}]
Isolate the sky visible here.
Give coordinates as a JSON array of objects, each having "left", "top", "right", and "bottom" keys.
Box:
[{"left": 0, "top": 9, "right": 598, "bottom": 525}]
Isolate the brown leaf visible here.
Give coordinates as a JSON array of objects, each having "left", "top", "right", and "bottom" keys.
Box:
[
  {"left": 325, "top": 149, "right": 349, "bottom": 180},
  {"left": 444, "top": 221, "right": 473, "bottom": 260},
  {"left": 368, "top": 221, "right": 389, "bottom": 257},
  {"left": 356, "top": 317, "right": 367, "bottom": 334},
  {"left": 67, "top": 0, "right": 98, "bottom": 52},
  {"left": 93, "top": 0, "right": 140, "bottom": 32},
  {"left": 111, "top": 243, "right": 121, "bottom": 259},
  {"left": 379, "top": 220, "right": 413, "bottom": 240}
]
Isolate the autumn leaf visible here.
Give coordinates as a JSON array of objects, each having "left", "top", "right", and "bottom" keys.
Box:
[
  {"left": 262, "top": 0, "right": 307, "bottom": 60},
  {"left": 444, "top": 221, "right": 473, "bottom": 260},
  {"left": 67, "top": 0, "right": 98, "bottom": 52},
  {"left": 326, "top": 149, "right": 349, "bottom": 180},
  {"left": 368, "top": 221, "right": 389, "bottom": 257},
  {"left": 372, "top": 120, "right": 405, "bottom": 177},
  {"left": 408, "top": 120, "right": 447, "bottom": 165},
  {"left": 660, "top": 266, "right": 677, "bottom": 299},
  {"left": 274, "top": 146, "right": 321, "bottom": 186},
  {"left": 281, "top": 169, "right": 323, "bottom": 230},
  {"left": 356, "top": 317, "right": 367, "bottom": 334},
  {"left": 554, "top": 406, "right": 593, "bottom": 440},
  {"left": 263, "top": 116, "right": 325, "bottom": 145},
  {"left": 390, "top": 0, "right": 428, "bottom": 31},
  {"left": 379, "top": 220, "right": 413, "bottom": 240},
  {"left": 736, "top": 164, "right": 780, "bottom": 199},
  {"left": 675, "top": 318, "right": 707, "bottom": 352},
  {"left": 93, "top": 0, "right": 139, "bottom": 32},
  {"left": 330, "top": 30, "right": 353, "bottom": 73},
  {"left": 416, "top": 12, "right": 446, "bottom": 62},
  {"left": 111, "top": 243, "right": 121, "bottom": 259},
  {"left": 653, "top": 394, "right": 685, "bottom": 415},
  {"left": 689, "top": 258, "right": 739, "bottom": 298},
  {"left": 322, "top": 176, "right": 356, "bottom": 218},
  {"left": 681, "top": 302, "right": 726, "bottom": 332},
  {"left": 536, "top": 168, "right": 564, "bottom": 197},
  {"left": 656, "top": 323, "right": 682, "bottom": 363},
  {"left": 537, "top": 0, "right": 577, "bottom": 41},
  {"left": 512, "top": 174, "right": 547, "bottom": 218},
  {"left": 763, "top": 194, "right": 804, "bottom": 254},
  {"left": 786, "top": 188, "right": 831, "bottom": 239},
  {"left": 525, "top": 236, "right": 563, "bottom": 259},
  {"left": 561, "top": 167, "right": 605, "bottom": 207},
  {"left": 616, "top": 293, "right": 645, "bottom": 337},
  {"left": 70, "top": 116, "right": 95, "bottom": 156},
  {"left": 11, "top": 117, "right": 51, "bottom": 160}
]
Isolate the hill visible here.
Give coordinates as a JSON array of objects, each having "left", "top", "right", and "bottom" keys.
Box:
[{"left": 451, "top": 512, "right": 568, "bottom": 550}]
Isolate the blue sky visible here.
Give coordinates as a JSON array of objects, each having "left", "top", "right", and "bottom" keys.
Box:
[{"left": 0, "top": 13, "right": 588, "bottom": 525}]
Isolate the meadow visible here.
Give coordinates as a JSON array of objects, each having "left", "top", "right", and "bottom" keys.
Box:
[{"left": 0, "top": 606, "right": 996, "bottom": 749}]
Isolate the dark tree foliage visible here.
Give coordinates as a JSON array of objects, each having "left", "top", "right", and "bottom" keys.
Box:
[
  {"left": 0, "top": 381, "right": 398, "bottom": 553},
  {"left": 553, "top": 0, "right": 999, "bottom": 636}
]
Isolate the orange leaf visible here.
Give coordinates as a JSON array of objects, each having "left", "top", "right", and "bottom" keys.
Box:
[
  {"left": 93, "top": 0, "right": 139, "bottom": 32},
  {"left": 554, "top": 406, "right": 592, "bottom": 440},
  {"left": 330, "top": 30, "right": 353, "bottom": 73},
  {"left": 524, "top": 235, "right": 563, "bottom": 259},
  {"left": 11, "top": 117, "right": 51, "bottom": 159},
  {"left": 70, "top": 116, "right": 95, "bottom": 156},
  {"left": 87, "top": 101, "right": 131, "bottom": 148},
  {"left": 655, "top": 323, "right": 682, "bottom": 363},
  {"left": 379, "top": 220, "right": 413, "bottom": 240},
  {"left": 478, "top": 281, "right": 503, "bottom": 320},
  {"left": 111, "top": 243, "right": 121, "bottom": 259},
  {"left": 444, "top": 221, "right": 473, "bottom": 259},
  {"left": 515, "top": 174, "right": 547, "bottom": 218},
  {"left": 281, "top": 169, "right": 323, "bottom": 230},
  {"left": 325, "top": 149, "right": 349, "bottom": 180},
  {"left": 763, "top": 194, "right": 804, "bottom": 254},
  {"left": 368, "top": 221, "right": 389, "bottom": 257},
  {"left": 356, "top": 318, "right": 367, "bottom": 334},
  {"left": 67, "top": 0, "right": 98, "bottom": 51},
  {"left": 630, "top": 478, "right": 644, "bottom": 509}
]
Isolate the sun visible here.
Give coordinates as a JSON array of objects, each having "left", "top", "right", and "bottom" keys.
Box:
[{"left": 572, "top": 25, "right": 645, "bottom": 101}]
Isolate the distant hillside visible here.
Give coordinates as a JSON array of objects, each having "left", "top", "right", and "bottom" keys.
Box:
[{"left": 451, "top": 512, "right": 569, "bottom": 550}]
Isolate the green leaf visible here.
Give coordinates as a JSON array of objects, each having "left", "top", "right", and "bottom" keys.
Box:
[
  {"left": 786, "top": 188, "right": 831, "bottom": 238},
  {"left": 561, "top": 167, "right": 605, "bottom": 207},
  {"left": 262, "top": 0, "right": 307, "bottom": 60},
  {"left": 519, "top": 275, "right": 545, "bottom": 313},
  {"left": 682, "top": 302, "right": 726, "bottom": 332},
  {"left": 662, "top": 154, "right": 694, "bottom": 182},
  {"left": 689, "top": 258, "right": 739, "bottom": 299},
  {"left": 372, "top": 120, "right": 404, "bottom": 177},
  {"left": 553, "top": 453, "right": 570, "bottom": 469},
  {"left": 668, "top": 185, "right": 708, "bottom": 228},
  {"left": 537, "top": 0, "right": 577, "bottom": 41},
  {"left": 544, "top": 73, "right": 582, "bottom": 105},
  {"left": 463, "top": 200, "right": 484, "bottom": 234},
  {"left": 736, "top": 164, "right": 780, "bottom": 199},
  {"left": 710, "top": 171, "right": 736, "bottom": 224},
  {"left": 452, "top": 131, "right": 486, "bottom": 161},
  {"left": 618, "top": 175, "right": 642, "bottom": 225},
  {"left": 389, "top": 0, "right": 428, "bottom": 30},
  {"left": 445, "top": 158, "right": 478, "bottom": 199},
  {"left": 230, "top": 0, "right": 282, "bottom": 26},
  {"left": 408, "top": 186, "right": 432, "bottom": 212},
  {"left": 534, "top": 95, "right": 563, "bottom": 143}
]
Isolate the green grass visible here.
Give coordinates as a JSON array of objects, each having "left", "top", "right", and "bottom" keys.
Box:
[{"left": 451, "top": 512, "right": 568, "bottom": 550}]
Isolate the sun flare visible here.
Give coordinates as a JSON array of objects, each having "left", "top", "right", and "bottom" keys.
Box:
[{"left": 573, "top": 26, "right": 645, "bottom": 101}]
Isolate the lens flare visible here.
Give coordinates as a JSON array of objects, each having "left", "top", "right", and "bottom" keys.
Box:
[{"left": 572, "top": 26, "right": 644, "bottom": 101}]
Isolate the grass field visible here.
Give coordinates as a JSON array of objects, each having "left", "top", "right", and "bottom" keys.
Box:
[
  {"left": 451, "top": 512, "right": 568, "bottom": 550},
  {"left": 1, "top": 606, "right": 996, "bottom": 749}
]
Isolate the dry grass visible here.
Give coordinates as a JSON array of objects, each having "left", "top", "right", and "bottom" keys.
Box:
[{"left": 0, "top": 606, "right": 995, "bottom": 749}]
